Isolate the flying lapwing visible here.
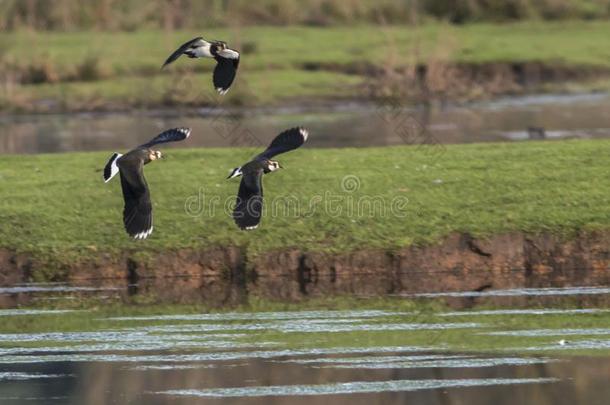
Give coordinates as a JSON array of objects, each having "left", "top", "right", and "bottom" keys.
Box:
[
  {"left": 162, "top": 37, "right": 240, "bottom": 95},
  {"left": 227, "top": 127, "right": 308, "bottom": 230},
  {"left": 103, "top": 128, "right": 191, "bottom": 239}
]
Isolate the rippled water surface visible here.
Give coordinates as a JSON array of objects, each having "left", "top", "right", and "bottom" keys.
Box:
[
  {"left": 0, "top": 297, "right": 609, "bottom": 404},
  {"left": 3, "top": 93, "right": 610, "bottom": 154}
]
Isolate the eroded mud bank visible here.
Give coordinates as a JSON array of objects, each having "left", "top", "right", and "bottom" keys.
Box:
[
  {"left": 1, "top": 231, "right": 609, "bottom": 306},
  {"left": 365, "top": 61, "right": 610, "bottom": 102}
]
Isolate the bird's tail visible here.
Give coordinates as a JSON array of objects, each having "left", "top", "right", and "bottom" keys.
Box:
[
  {"left": 103, "top": 152, "right": 123, "bottom": 183},
  {"left": 227, "top": 167, "right": 243, "bottom": 179}
]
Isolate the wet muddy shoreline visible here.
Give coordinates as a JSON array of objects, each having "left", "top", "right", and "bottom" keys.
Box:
[{"left": 2, "top": 231, "right": 609, "bottom": 306}]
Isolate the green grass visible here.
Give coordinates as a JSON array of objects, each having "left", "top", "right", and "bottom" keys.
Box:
[
  {"left": 1, "top": 139, "right": 610, "bottom": 263},
  {"left": 7, "top": 22, "right": 610, "bottom": 71},
  {"left": 4, "top": 22, "right": 610, "bottom": 111}
]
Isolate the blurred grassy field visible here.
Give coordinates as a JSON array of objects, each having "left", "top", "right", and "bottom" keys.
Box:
[
  {"left": 4, "top": 21, "right": 610, "bottom": 111},
  {"left": 1, "top": 139, "right": 610, "bottom": 263}
]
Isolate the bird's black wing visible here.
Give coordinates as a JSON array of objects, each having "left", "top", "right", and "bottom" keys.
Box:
[
  {"left": 233, "top": 168, "right": 264, "bottom": 230},
  {"left": 117, "top": 152, "right": 153, "bottom": 239},
  {"left": 256, "top": 127, "right": 309, "bottom": 160},
  {"left": 213, "top": 51, "right": 240, "bottom": 95},
  {"left": 162, "top": 37, "right": 205, "bottom": 68},
  {"left": 139, "top": 127, "right": 191, "bottom": 148}
]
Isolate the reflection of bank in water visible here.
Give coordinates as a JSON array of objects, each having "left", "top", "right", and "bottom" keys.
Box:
[{"left": 2, "top": 277, "right": 610, "bottom": 310}]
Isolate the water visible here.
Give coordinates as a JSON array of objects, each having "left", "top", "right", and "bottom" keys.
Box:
[
  {"left": 3, "top": 279, "right": 610, "bottom": 309},
  {"left": 411, "top": 286, "right": 610, "bottom": 298},
  {"left": 2, "top": 93, "right": 610, "bottom": 154},
  {"left": 0, "top": 305, "right": 609, "bottom": 403},
  {"left": 157, "top": 378, "right": 560, "bottom": 399}
]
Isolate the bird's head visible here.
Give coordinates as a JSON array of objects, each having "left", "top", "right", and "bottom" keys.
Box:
[
  {"left": 212, "top": 41, "right": 227, "bottom": 50},
  {"left": 265, "top": 160, "right": 282, "bottom": 173},
  {"left": 149, "top": 150, "right": 163, "bottom": 161}
]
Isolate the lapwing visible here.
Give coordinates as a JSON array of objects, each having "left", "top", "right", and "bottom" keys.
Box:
[
  {"left": 162, "top": 37, "right": 240, "bottom": 95},
  {"left": 227, "top": 127, "right": 308, "bottom": 230},
  {"left": 103, "top": 128, "right": 191, "bottom": 239}
]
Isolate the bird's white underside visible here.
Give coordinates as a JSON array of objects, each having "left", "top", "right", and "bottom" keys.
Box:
[
  {"left": 192, "top": 42, "right": 213, "bottom": 58},
  {"left": 217, "top": 48, "right": 240, "bottom": 59}
]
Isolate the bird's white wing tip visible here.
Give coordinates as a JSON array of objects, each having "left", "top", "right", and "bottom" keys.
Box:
[
  {"left": 103, "top": 152, "right": 122, "bottom": 183},
  {"left": 133, "top": 227, "right": 153, "bottom": 240},
  {"left": 179, "top": 128, "right": 192, "bottom": 138},
  {"left": 299, "top": 127, "right": 309, "bottom": 141}
]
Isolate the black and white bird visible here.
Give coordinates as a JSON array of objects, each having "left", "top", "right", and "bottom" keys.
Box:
[
  {"left": 227, "top": 127, "right": 308, "bottom": 230},
  {"left": 162, "top": 37, "right": 240, "bottom": 95},
  {"left": 103, "top": 128, "right": 191, "bottom": 240}
]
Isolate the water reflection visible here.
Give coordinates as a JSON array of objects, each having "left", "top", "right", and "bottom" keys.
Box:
[
  {"left": 411, "top": 286, "right": 610, "bottom": 298},
  {"left": 157, "top": 377, "right": 560, "bottom": 398},
  {"left": 0, "top": 307, "right": 609, "bottom": 403},
  {"left": 2, "top": 93, "right": 610, "bottom": 154},
  {"left": 2, "top": 280, "right": 610, "bottom": 309},
  {"left": 0, "top": 353, "right": 608, "bottom": 404}
]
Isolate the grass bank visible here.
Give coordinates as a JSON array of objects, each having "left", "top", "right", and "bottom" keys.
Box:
[
  {"left": 4, "top": 22, "right": 610, "bottom": 112},
  {"left": 1, "top": 139, "right": 610, "bottom": 263}
]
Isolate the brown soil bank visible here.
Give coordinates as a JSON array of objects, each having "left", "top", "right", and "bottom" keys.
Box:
[
  {"left": 365, "top": 61, "right": 610, "bottom": 102},
  {"left": 1, "top": 231, "right": 609, "bottom": 306}
]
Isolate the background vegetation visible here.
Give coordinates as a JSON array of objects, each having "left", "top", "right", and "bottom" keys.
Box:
[
  {"left": 3, "top": 21, "right": 610, "bottom": 112},
  {"left": 3, "top": 0, "right": 610, "bottom": 31},
  {"left": 2, "top": 1, "right": 610, "bottom": 112}
]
